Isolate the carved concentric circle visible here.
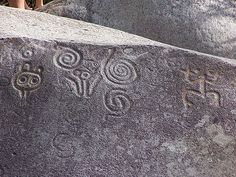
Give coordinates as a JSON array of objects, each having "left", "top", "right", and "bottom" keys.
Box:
[
  {"left": 104, "top": 89, "right": 131, "bottom": 116},
  {"left": 21, "top": 46, "right": 35, "bottom": 58},
  {"left": 22, "top": 50, "right": 33, "bottom": 58},
  {"left": 54, "top": 48, "right": 82, "bottom": 70},
  {"left": 104, "top": 59, "right": 137, "bottom": 85}
]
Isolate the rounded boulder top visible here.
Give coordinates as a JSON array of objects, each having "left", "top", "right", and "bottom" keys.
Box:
[
  {"left": 40, "top": 0, "right": 236, "bottom": 59},
  {"left": 1, "top": 5, "right": 236, "bottom": 177}
]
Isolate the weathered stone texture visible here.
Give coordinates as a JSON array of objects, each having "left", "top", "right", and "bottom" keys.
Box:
[
  {"left": 39, "top": 0, "right": 236, "bottom": 59},
  {"left": 0, "top": 6, "right": 236, "bottom": 177}
]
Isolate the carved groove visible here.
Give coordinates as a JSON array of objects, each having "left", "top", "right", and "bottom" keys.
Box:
[
  {"left": 54, "top": 48, "right": 82, "bottom": 70},
  {"left": 22, "top": 49, "right": 33, "bottom": 58},
  {"left": 12, "top": 62, "right": 44, "bottom": 99},
  {"left": 52, "top": 133, "right": 76, "bottom": 158},
  {"left": 181, "top": 66, "right": 221, "bottom": 108},
  {"left": 102, "top": 49, "right": 137, "bottom": 85},
  {"left": 66, "top": 71, "right": 102, "bottom": 98},
  {"left": 104, "top": 89, "right": 131, "bottom": 116}
]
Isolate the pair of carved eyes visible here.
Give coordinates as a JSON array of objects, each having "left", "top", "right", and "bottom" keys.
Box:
[
  {"left": 17, "top": 74, "right": 40, "bottom": 85},
  {"left": 73, "top": 70, "right": 91, "bottom": 80}
]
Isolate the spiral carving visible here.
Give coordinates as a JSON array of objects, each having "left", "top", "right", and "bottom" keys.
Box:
[
  {"left": 104, "top": 89, "right": 131, "bottom": 116},
  {"left": 54, "top": 48, "right": 82, "bottom": 70},
  {"left": 104, "top": 59, "right": 137, "bottom": 85}
]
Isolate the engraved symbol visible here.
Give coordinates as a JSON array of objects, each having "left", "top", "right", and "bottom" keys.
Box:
[
  {"left": 54, "top": 47, "right": 82, "bottom": 70},
  {"left": 52, "top": 133, "right": 76, "bottom": 158},
  {"left": 62, "top": 58, "right": 102, "bottom": 98},
  {"left": 66, "top": 70, "right": 102, "bottom": 98},
  {"left": 66, "top": 67, "right": 102, "bottom": 98},
  {"left": 22, "top": 49, "right": 33, "bottom": 58},
  {"left": 82, "top": 60, "right": 99, "bottom": 71},
  {"left": 104, "top": 88, "right": 132, "bottom": 116},
  {"left": 53, "top": 47, "right": 102, "bottom": 98},
  {"left": 21, "top": 45, "right": 35, "bottom": 58},
  {"left": 123, "top": 47, "right": 134, "bottom": 54},
  {"left": 181, "top": 66, "right": 220, "bottom": 108},
  {"left": 12, "top": 62, "right": 44, "bottom": 99},
  {"left": 102, "top": 49, "right": 138, "bottom": 85}
]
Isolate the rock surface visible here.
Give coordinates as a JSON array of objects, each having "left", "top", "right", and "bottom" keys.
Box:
[
  {"left": 1, "top": 6, "right": 236, "bottom": 177},
  {"left": 39, "top": 0, "right": 236, "bottom": 59}
]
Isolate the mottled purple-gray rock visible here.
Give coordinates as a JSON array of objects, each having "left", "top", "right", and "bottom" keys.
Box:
[
  {"left": 39, "top": 0, "right": 236, "bottom": 59},
  {"left": 1, "top": 6, "right": 236, "bottom": 177}
]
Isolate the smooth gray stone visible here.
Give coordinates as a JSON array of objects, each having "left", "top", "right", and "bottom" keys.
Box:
[
  {"left": 39, "top": 0, "right": 236, "bottom": 59},
  {"left": 1, "top": 6, "right": 236, "bottom": 177}
]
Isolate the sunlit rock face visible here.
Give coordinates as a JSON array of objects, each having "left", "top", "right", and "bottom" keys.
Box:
[
  {"left": 1, "top": 6, "right": 236, "bottom": 177},
  {"left": 39, "top": 0, "right": 236, "bottom": 59}
]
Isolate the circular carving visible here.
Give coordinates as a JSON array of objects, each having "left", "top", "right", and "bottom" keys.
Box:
[
  {"left": 31, "top": 77, "right": 40, "bottom": 85},
  {"left": 12, "top": 63, "right": 44, "bottom": 99},
  {"left": 54, "top": 48, "right": 82, "bottom": 70},
  {"left": 123, "top": 47, "right": 134, "bottom": 54},
  {"left": 104, "top": 59, "right": 137, "bottom": 85},
  {"left": 18, "top": 75, "right": 28, "bottom": 84},
  {"left": 80, "top": 71, "right": 91, "bottom": 80},
  {"left": 22, "top": 50, "right": 33, "bottom": 58},
  {"left": 16, "top": 73, "right": 42, "bottom": 90},
  {"left": 52, "top": 133, "right": 75, "bottom": 158},
  {"left": 104, "top": 89, "right": 131, "bottom": 116},
  {"left": 13, "top": 71, "right": 42, "bottom": 91}
]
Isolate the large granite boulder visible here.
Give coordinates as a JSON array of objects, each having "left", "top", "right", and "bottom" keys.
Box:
[
  {"left": 1, "top": 6, "right": 236, "bottom": 177},
  {"left": 39, "top": 0, "right": 236, "bottom": 59}
]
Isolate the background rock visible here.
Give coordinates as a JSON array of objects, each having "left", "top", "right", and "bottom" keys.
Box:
[
  {"left": 1, "top": 6, "right": 236, "bottom": 177},
  {"left": 39, "top": 0, "right": 236, "bottom": 59}
]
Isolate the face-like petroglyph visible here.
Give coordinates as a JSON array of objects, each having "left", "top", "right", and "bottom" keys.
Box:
[
  {"left": 104, "top": 88, "right": 132, "bottom": 116},
  {"left": 53, "top": 47, "right": 140, "bottom": 117},
  {"left": 66, "top": 69, "right": 102, "bottom": 98},
  {"left": 65, "top": 59, "right": 102, "bottom": 98},
  {"left": 181, "top": 66, "right": 221, "bottom": 108},
  {"left": 101, "top": 49, "right": 138, "bottom": 86},
  {"left": 54, "top": 47, "right": 82, "bottom": 70},
  {"left": 54, "top": 46, "right": 103, "bottom": 98},
  {"left": 3, "top": 34, "right": 236, "bottom": 177},
  {"left": 53, "top": 47, "right": 142, "bottom": 100},
  {"left": 12, "top": 62, "right": 44, "bottom": 99}
]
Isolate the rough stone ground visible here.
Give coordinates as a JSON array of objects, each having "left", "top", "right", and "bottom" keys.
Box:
[
  {"left": 39, "top": 0, "right": 236, "bottom": 59},
  {"left": 0, "top": 6, "right": 236, "bottom": 177}
]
